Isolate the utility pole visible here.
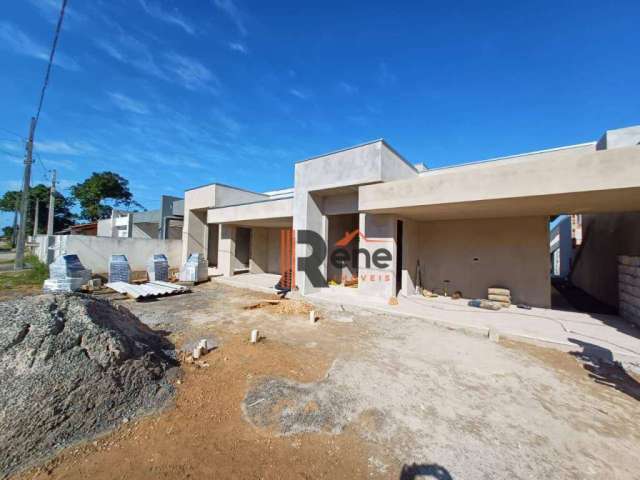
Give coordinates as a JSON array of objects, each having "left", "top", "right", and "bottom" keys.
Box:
[
  {"left": 46, "top": 169, "right": 56, "bottom": 235},
  {"left": 14, "top": 117, "right": 36, "bottom": 270},
  {"left": 33, "top": 198, "right": 40, "bottom": 237}
]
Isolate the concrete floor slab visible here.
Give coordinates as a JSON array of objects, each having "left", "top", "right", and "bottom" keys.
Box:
[
  {"left": 306, "top": 290, "right": 640, "bottom": 368},
  {"left": 215, "top": 273, "right": 281, "bottom": 294}
]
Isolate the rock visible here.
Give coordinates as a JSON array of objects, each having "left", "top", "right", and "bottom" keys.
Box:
[{"left": 0, "top": 293, "right": 178, "bottom": 477}]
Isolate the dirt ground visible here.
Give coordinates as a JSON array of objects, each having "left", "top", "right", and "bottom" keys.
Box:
[{"left": 8, "top": 280, "right": 640, "bottom": 479}]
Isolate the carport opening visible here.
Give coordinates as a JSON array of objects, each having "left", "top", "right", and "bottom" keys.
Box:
[
  {"left": 327, "top": 213, "right": 359, "bottom": 285},
  {"left": 549, "top": 214, "right": 618, "bottom": 315}
]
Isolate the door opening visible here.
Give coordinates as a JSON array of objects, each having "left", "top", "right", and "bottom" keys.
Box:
[{"left": 396, "top": 220, "right": 403, "bottom": 294}]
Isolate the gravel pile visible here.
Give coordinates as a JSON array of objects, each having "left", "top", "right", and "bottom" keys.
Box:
[{"left": 0, "top": 294, "right": 178, "bottom": 477}]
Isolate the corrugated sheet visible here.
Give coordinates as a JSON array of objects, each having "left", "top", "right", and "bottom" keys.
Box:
[{"left": 105, "top": 281, "right": 190, "bottom": 299}]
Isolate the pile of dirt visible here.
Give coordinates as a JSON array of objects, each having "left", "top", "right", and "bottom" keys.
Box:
[
  {"left": 244, "top": 299, "right": 314, "bottom": 315},
  {"left": 0, "top": 293, "right": 178, "bottom": 477}
]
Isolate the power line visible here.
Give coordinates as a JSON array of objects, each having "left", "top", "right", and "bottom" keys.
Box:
[
  {"left": 34, "top": 0, "right": 68, "bottom": 128},
  {"left": 15, "top": 0, "right": 68, "bottom": 270},
  {"left": 0, "top": 127, "right": 25, "bottom": 140}
]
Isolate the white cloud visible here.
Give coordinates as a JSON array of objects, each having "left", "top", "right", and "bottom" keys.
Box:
[
  {"left": 138, "top": 0, "right": 195, "bottom": 35},
  {"left": 34, "top": 140, "right": 94, "bottom": 156},
  {"left": 228, "top": 42, "right": 248, "bottom": 54},
  {"left": 108, "top": 92, "right": 150, "bottom": 115},
  {"left": 95, "top": 34, "right": 166, "bottom": 80},
  {"left": 213, "top": 0, "right": 247, "bottom": 36},
  {"left": 0, "top": 22, "right": 80, "bottom": 71},
  {"left": 289, "top": 88, "right": 310, "bottom": 100},
  {"left": 339, "top": 81, "right": 358, "bottom": 95},
  {"left": 164, "top": 52, "right": 219, "bottom": 92},
  {"left": 95, "top": 33, "right": 218, "bottom": 93}
]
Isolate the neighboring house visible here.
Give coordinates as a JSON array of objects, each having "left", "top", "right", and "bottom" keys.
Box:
[
  {"left": 182, "top": 125, "right": 640, "bottom": 308},
  {"left": 549, "top": 215, "right": 573, "bottom": 278},
  {"left": 97, "top": 195, "right": 184, "bottom": 240},
  {"left": 56, "top": 222, "right": 98, "bottom": 236}
]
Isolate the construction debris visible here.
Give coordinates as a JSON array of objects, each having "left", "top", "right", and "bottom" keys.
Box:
[
  {"left": 388, "top": 297, "right": 399, "bottom": 306},
  {"left": 105, "top": 281, "right": 190, "bottom": 300},
  {"left": 451, "top": 290, "right": 462, "bottom": 300},
  {"left": 147, "top": 254, "right": 169, "bottom": 282},
  {"left": 468, "top": 299, "right": 502, "bottom": 310},
  {"left": 109, "top": 254, "right": 131, "bottom": 283},
  {"left": 179, "top": 253, "right": 208, "bottom": 283},
  {"left": 421, "top": 288, "right": 438, "bottom": 298},
  {"left": 43, "top": 254, "right": 92, "bottom": 293},
  {"left": 309, "top": 310, "right": 317, "bottom": 324},
  {"left": 250, "top": 329, "right": 260, "bottom": 344}
]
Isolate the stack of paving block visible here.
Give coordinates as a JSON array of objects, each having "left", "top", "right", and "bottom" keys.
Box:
[
  {"left": 108, "top": 254, "right": 131, "bottom": 283},
  {"left": 618, "top": 255, "right": 640, "bottom": 326},
  {"left": 43, "top": 254, "right": 92, "bottom": 292},
  {"left": 147, "top": 254, "right": 169, "bottom": 282},
  {"left": 487, "top": 287, "right": 511, "bottom": 307},
  {"left": 179, "top": 253, "right": 208, "bottom": 283}
]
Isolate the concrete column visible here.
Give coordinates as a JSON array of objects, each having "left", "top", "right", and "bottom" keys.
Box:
[
  {"left": 294, "top": 191, "right": 328, "bottom": 294},
  {"left": 181, "top": 209, "right": 207, "bottom": 264},
  {"left": 218, "top": 224, "right": 236, "bottom": 277},
  {"left": 357, "top": 213, "right": 397, "bottom": 299}
]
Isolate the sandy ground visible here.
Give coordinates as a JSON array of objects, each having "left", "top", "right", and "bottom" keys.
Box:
[{"left": 9, "top": 280, "right": 640, "bottom": 479}]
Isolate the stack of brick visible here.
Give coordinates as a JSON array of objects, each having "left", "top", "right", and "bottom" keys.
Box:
[
  {"left": 618, "top": 255, "right": 640, "bottom": 326},
  {"left": 487, "top": 287, "right": 511, "bottom": 307}
]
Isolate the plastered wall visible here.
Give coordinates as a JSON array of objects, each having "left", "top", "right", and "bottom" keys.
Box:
[{"left": 414, "top": 216, "right": 550, "bottom": 307}]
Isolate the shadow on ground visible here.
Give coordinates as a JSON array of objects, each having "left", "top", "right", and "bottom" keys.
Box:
[
  {"left": 569, "top": 338, "right": 640, "bottom": 402},
  {"left": 399, "top": 463, "right": 453, "bottom": 479}
]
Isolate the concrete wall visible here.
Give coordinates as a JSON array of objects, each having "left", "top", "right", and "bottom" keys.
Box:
[
  {"left": 618, "top": 255, "right": 640, "bottom": 326},
  {"left": 359, "top": 145, "right": 640, "bottom": 219},
  {"left": 32, "top": 234, "right": 182, "bottom": 273},
  {"left": 182, "top": 184, "right": 270, "bottom": 263},
  {"left": 293, "top": 140, "right": 417, "bottom": 294},
  {"left": 131, "top": 222, "right": 159, "bottom": 239},
  {"left": 571, "top": 212, "right": 640, "bottom": 308},
  {"left": 357, "top": 213, "right": 397, "bottom": 299},
  {"left": 207, "top": 197, "right": 293, "bottom": 224},
  {"left": 248, "top": 227, "right": 284, "bottom": 275},
  {"left": 412, "top": 216, "right": 550, "bottom": 307}
]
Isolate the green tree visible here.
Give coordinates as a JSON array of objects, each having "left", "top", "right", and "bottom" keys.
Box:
[
  {"left": 69, "top": 172, "right": 143, "bottom": 221},
  {"left": 0, "top": 184, "right": 75, "bottom": 235}
]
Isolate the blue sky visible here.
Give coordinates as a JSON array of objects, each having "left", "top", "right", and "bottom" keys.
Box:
[{"left": 1, "top": 0, "right": 639, "bottom": 227}]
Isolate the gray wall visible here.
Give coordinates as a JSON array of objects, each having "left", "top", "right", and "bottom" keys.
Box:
[
  {"left": 571, "top": 212, "right": 640, "bottom": 308},
  {"left": 32, "top": 234, "right": 182, "bottom": 273},
  {"left": 413, "top": 216, "right": 551, "bottom": 307}
]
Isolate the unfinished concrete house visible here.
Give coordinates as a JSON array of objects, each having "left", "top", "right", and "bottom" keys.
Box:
[{"left": 182, "top": 125, "right": 640, "bottom": 308}]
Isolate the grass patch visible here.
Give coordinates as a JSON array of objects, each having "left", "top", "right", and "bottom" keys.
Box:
[{"left": 0, "top": 255, "right": 49, "bottom": 290}]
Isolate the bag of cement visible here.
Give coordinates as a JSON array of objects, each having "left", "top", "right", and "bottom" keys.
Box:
[
  {"left": 43, "top": 254, "right": 92, "bottom": 293},
  {"left": 488, "top": 287, "right": 510, "bottom": 296},
  {"left": 147, "top": 254, "right": 169, "bottom": 282},
  {"left": 468, "top": 299, "right": 502, "bottom": 310},
  {"left": 109, "top": 255, "right": 131, "bottom": 283},
  {"left": 488, "top": 294, "right": 511, "bottom": 304}
]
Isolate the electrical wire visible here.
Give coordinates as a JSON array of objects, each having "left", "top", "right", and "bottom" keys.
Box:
[{"left": 34, "top": 0, "right": 68, "bottom": 129}]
